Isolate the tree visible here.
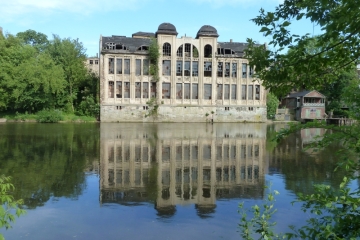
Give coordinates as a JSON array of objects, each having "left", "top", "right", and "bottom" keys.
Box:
[
  {"left": 241, "top": 0, "right": 360, "bottom": 238},
  {"left": 16, "top": 29, "right": 49, "bottom": 52}
]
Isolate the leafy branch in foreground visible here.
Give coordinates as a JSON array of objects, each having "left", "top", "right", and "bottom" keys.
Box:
[{"left": 0, "top": 175, "right": 26, "bottom": 239}]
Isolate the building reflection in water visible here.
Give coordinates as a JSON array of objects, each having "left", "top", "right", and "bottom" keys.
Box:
[{"left": 100, "top": 123, "right": 267, "bottom": 218}]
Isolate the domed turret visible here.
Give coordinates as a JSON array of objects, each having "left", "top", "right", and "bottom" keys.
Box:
[
  {"left": 156, "top": 23, "right": 178, "bottom": 37},
  {"left": 196, "top": 25, "right": 219, "bottom": 38}
]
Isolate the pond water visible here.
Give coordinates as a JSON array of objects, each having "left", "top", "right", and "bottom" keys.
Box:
[{"left": 0, "top": 123, "right": 348, "bottom": 239}]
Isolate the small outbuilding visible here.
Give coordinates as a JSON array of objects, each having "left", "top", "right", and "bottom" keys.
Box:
[{"left": 282, "top": 90, "right": 326, "bottom": 122}]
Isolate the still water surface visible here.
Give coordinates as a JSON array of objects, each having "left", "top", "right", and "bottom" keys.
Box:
[{"left": 0, "top": 123, "right": 346, "bottom": 239}]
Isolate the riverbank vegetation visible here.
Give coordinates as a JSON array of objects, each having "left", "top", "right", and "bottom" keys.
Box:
[
  {"left": 0, "top": 30, "right": 99, "bottom": 122},
  {"left": 240, "top": 0, "right": 360, "bottom": 238}
]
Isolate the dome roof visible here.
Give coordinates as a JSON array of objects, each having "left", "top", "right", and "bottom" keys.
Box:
[
  {"left": 196, "top": 25, "right": 219, "bottom": 38},
  {"left": 156, "top": 22, "right": 178, "bottom": 37}
]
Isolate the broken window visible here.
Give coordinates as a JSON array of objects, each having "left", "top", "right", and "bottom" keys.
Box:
[
  {"left": 192, "top": 61, "right": 198, "bottom": 76},
  {"left": 108, "top": 58, "right": 114, "bottom": 74},
  {"left": 184, "top": 83, "right": 190, "bottom": 99},
  {"left": 224, "top": 84, "right": 230, "bottom": 100},
  {"left": 124, "top": 59, "right": 130, "bottom": 75},
  {"left": 204, "top": 84, "right": 212, "bottom": 100},
  {"left": 176, "top": 45, "right": 183, "bottom": 57},
  {"left": 143, "top": 59, "right": 149, "bottom": 75},
  {"left": 115, "top": 44, "right": 127, "bottom": 50},
  {"left": 248, "top": 85, "right": 254, "bottom": 100},
  {"left": 184, "top": 61, "right": 190, "bottom": 76},
  {"left": 137, "top": 45, "right": 148, "bottom": 51},
  {"left": 95, "top": 60, "right": 98, "bottom": 65},
  {"left": 217, "top": 84, "right": 223, "bottom": 100},
  {"left": 204, "top": 61, "right": 212, "bottom": 77},
  {"left": 192, "top": 83, "right": 198, "bottom": 99},
  {"left": 124, "top": 82, "right": 130, "bottom": 98},
  {"left": 217, "top": 48, "right": 224, "bottom": 55},
  {"left": 105, "top": 42, "right": 115, "bottom": 50},
  {"left": 89, "top": 60, "right": 93, "bottom": 64},
  {"left": 232, "top": 63, "right": 237, "bottom": 78},
  {"left": 184, "top": 43, "right": 191, "bottom": 57},
  {"left": 176, "top": 61, "right": 183, "bottom": 76},
  {"left": 162, "top": 83, "right": 171, "bottom": 99},
  {"left": 151, "top": 82, "right": 157, "bottom": 98},
  {"left": 108, "top": 81, "right": 114, "bottom": 98},
  {"left": 217, "top": 62, "right": 223, "bottom": 77},
  {"left": 249, "top": 66, "right": 253, "bottom": 78},
  {"left": 225, "top": 62, "right": 230, "bottom": 77},
  {"left": 136, "top": 59, "right": 141, "bottom": 76},
  {"left": 116, "top": 81, "right": 122, "bottom": 98},
  {"left": 224, "top": 49, "right": 231, "bottom": 54},
  {"left": 162, "top": 60, "right": 171, "bottom": 76},
  {"left": 255, "top": 85, "right": 260, "bottom": 100},
  {"left": 143, "top": 82, "right": 149, "bottom": 98},
  {"left": 242, "top": 85, "right": 247, "bottom": 100},
  {"left": 163, "top": 42, "right": 171, "bottom": 56},
  {"left": 193, "top": 45, "right": 199, "bottom": 58},
  {"left": 116, "top": 58, "right": 122, "bottom": 74},
  {"left": 242, "top": 63, "right": 247, "bottom": 78},
  {"left": 135, "top": 82, "right": 141, "bottom": 98},
  {"left": 204, "top": 44, "right": 212, "bottom": 58},
  {"left": 176, "top": 83, "right": 182, "bottom": 99},
  {"left": 231, "top": 84, "right": 236, "bottom": 100}
]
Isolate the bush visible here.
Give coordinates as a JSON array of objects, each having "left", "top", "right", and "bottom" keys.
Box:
[
  {"left": 267, "top": 93, "right": 279, "bottom": 120},
  {"left": 76, "top": 96, "right": 100, "bottom": 117},
  {"left": 36, "top": 109, "right": 64, "bottom": 123}
]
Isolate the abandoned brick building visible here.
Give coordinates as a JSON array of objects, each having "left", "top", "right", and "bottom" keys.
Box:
[{"left": 99, "top": 23, "right": 267, "bottom": 122}]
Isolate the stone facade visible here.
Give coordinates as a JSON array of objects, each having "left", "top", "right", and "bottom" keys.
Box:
[
  {"left": 99, "top": 23, "right": 267, "bottom": 122},
  {"left": 85, "top": 57, "right": 100, "bottom": 76}
]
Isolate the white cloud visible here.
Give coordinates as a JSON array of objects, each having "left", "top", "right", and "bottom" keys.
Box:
[{"left": 0, "top": 0, "right": 149, "bottom": 22}]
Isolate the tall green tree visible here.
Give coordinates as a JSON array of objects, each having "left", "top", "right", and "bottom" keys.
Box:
[{"left": 16, "top": 29, "right": 49, "bottom": 52}]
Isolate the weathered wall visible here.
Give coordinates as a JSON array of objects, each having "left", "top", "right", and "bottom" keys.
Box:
[{"left": 101, "top": 105, "right": 267, "bottom": 122}]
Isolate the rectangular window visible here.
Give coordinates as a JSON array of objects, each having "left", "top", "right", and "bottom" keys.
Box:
[
  {"left": 89, "top": 60, "right": 93, "bottom": 64},
  {"left": 192, "top": 83, "right": 198, "bottom": 99},
  {"left": 143, "top": 82, "right": 149, "bottom": 98},
  {"left": 151, "top": 82, "right": 156, "bottom": 98},
  {"left": 162, "top": 60, "right": 171, "bottom": 76},
  {"left": 108, "top": 81, "right": 114, "bottom": 98},
  {"left": 217, "top": 62, "right": 223, "bottom": 77},
  {"left": 116, "top": 58, "right": 122, "bottom": 74},
  {"left": 135, "top": 82, "right": 141, "bottom": 98},
  {"left": 184, "top": 83, "right": 190, "bottom": 99},
  {"left": 124, "top": 82, "right": 130, "bottom": 98},
  {"left": 124, "top": 59, "right": 130, "bottom": 75},
  {"left": 204, "top": 61, "right": 212, "bottom": 77},
  {"left": 204, "top": 84, "right": 212, "bottom": 100},
  {"left": 176, "top": 61, "right": 182, "bottom": 76},
  {"left": 108, "top": 58, "right": 114, "bottom": 74},
  {"left": 231, "top": 84, "right": 236, "bottom": 100},
  {"left": 255, "top": 85, "right": 260, "bottom": 100},
  {"left": 249, "top": 66, "right": 253, "bottom": 78},
  {"left": 162, "top": 83, "right": 171, "bottom": 99},
  {"left": 136, "top": 59, "right": 141, "bottom": 76},
  {"left": 184, "top": 61, "right": 190, "bottom": 76},
  {"left": 242, "top": 63, "right": 247, "bottom": 78},
  {"left": 143, "top": 59, "right": 149, "bottom": 75},
  {"left": 232, "top": 63, "right": 237, "bottom": 78},
  {"left": 248, "top": 85, "right": 254, "bottom": 100},
  {"left": 225, "top": 62, "right": 230, "bottom": 77},
  {"left": 116, "top": 81, "right": 122, "bottom": 98},
  {"left": 192, "top": 61, "right": 198, "bottom": 76},
  {"left": 95, "top": 60, "right": 98, "bottom": 64},
  {"left": 217, "top": 84, "right": 223, "bottom": 100},
  {"left": 224, "top": 84, "right": 230, "bottom": 100},
  {"left": 242, "top": 85, "right": 247, "bottom": 100},
  {"left": 176, "top": 83, "right": 182, "bottom": 99}
]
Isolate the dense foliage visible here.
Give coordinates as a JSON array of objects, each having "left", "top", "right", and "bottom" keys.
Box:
[
  {"left": 0, "top": 30, "right": 99, "bottom": 118},
  {"left": 266, "top": 93, "right": 279, "bottom": 120},
  {"left": 240, "top": 0, "right": 360, "bottom": 238}
]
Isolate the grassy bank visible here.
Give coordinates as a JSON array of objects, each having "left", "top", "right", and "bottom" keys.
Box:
[{"left": 0, "top": 111, "right": 97, "bottom": 123}]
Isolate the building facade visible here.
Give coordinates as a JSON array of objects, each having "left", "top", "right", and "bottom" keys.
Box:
[{"left": 99, "top": 23, "right": 267, "bottom": 122}]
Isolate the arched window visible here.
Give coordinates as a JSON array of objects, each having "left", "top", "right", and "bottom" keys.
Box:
[
  {"left": 184, "top": 43, "right": 191, "bottom": 57},
  {"left": 192, "top": 45, "right": 199, "bottom": 58},
  {"left": 176, "top": 45, "right": 183, "bottom": 57},
  {"left": 204, "top": 44, "right": 212, "bottom": 58},
  {"left": 163, "top": 42, "right": 171, "bottom": 56}
]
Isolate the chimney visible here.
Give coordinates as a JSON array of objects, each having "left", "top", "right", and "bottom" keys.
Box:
[{"left": 230, "top": 39, "right": 233, "bottom": 42}]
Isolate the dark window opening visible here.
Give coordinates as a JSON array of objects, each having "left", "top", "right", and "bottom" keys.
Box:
[
  {"left": 108, "top": 58, "right": 114, "bottom": 74},
  {"left": 124, "top": 82, "right": 130, "bottom": 98},
  {"left": 242, "top": 63, "right": 247, "bottom": 78},
  {"left": 176, "top": 61, "right": 183, "bottom": 76},
  {"left": 136, "top": 59, "right": 141, "bottom": 76},
  {"left": 232, "top": 63, "right": 237, "bottom": 77},
  {"left": 193, "top": 46, "right": 199, "bottom": 58},
  {"left": 204, "top": 44, "right": 212, "bottom": 58},
  {"left": 192, "top": 61, "right": 198, "bottom": 76},
  {"left": 255, "top": 85, "right": 260, "bottom": 100},
  {"left": 105, "top": 42, "right": 115, "bottom": 50},
  {"left": 124, "top": 59, "right": 130, "bottom": 75},
  {"left": 89, "top": 60, "right": 93, "bottom": 64},
  {"left": 217, "top": 62, "right": 223, "bottom": 77},
  {"left": 137, "top": 45, "right": 148, "bottom": 51},
  {"left": 184, "top": 43, "right": 191, "bottom": 57},
  {"left": 143, "top": 82, "right": 149, "bottom": 98},
  {"left": 116, "top": 58, "right": 122, "bottom": 74},
  {"left": 225, "top": 62, "right": 230, "bottom": 77},
  {"left": 143, "top": 59, "right": 149, "bottom": 75},
  {"left": 135, "top": 82, "right": 141, "bottom": 98},
  {"left": 248, "top": 85, "right": 254, "bottom": 100},
  {"left": 163, "top": 42, "right": 171, "bottom": 56},
  {"left": 204, "top": 61, "right": 212, "bottom": 77},
  {"left": 95, "top": 60, "right": 98, "bottom": 64},
  {"left": 184, "top": 61, "right": 190, "bottom": 76},
  {"left": 177, "top": 45, "right": 183, "bottom": 57},
  {"left": 116, "top": 44, "right": 127, "bottom": 50},
  {"left": 176, "top": 83, "right": 182, "bottom": 99},
  {"left": 151, "top": 82, "right": 157, "bottom": 98},
  {"left": 224, "top": 49, "right": 231, "bottom": 54}
]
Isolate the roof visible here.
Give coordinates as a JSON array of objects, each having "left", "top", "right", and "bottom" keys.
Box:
[
  {"left": 156, "top": 22, "right": 178, "bottom": 37},
  {"left": 196, "top": 25, "right": 219, "bottom": 38},
  {"left": 286, "top": 90, "right": 326, "bottom": 98},
  {"left": 101, "top": 36, "right": 152, "bottom": 53},
  {"left": 218, "top": 42, "right": 248, "bottom": 57},
  {"left": 132, "top": 31, "right": 155, "bottom": 38}
]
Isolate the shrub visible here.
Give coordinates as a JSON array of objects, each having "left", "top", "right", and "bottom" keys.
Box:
[{"left": 36, "top": 109, "right": 64, "bottom": 123}]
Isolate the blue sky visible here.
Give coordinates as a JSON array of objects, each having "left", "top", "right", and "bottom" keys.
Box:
[{"left": 0, "top": 0, "right": 320, "bottom": 57}]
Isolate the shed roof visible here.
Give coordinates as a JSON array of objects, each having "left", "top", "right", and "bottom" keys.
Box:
[
  {"left": 286, "top": 90, "right": 326, "bottom": 98},
  {"left": 101, "top": 36, "right": 152, "bottom": 53}
]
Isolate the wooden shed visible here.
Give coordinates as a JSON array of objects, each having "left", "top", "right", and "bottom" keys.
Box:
[{"left": 282, "top": 90, "right": 326, "bottom": 122}]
